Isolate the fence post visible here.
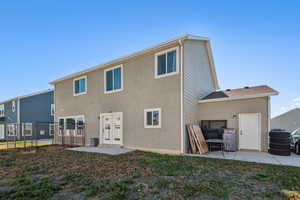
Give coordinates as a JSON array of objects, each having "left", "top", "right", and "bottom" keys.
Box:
[
  {"left": 14, "top": 124, "right": 16, "bottom": 149},
  {"left": 35, "top": 122, "right": 38, "bottom": 151},
  {"left": 6, "top": 124, "right": 8, "bottom": 150}
]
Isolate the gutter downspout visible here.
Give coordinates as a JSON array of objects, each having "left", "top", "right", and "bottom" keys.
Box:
[{"left": 179, "top": 39, "right": 184, "bottom": 154}]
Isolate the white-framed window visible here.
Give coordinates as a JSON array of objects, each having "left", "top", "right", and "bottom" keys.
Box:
[
  {"left": 22, "top": 123, "right": 33, "bottom": 136},
  {"left": 12, "top": 101, "right": 16, "bottom": 112},
  {"left": 49, "top": 124, "right": 55, "bottom": 136},
  {"left": 51, "top": 104, "right": 55, "bottom": 116},
  {"left": 7, "top": 124, "right": 16, "bottom": 136},
  {"left": 104, "top": 65, "right": 123, "bottom": 94},
  {"left": 73, "top": 76, "right": 87, "bottom": 96},
  {"left": 40, "top": 130, "right": 45, "bottom": 135},
  {"left": 0, "top": 104, "right": 4, "bottom": 117},
  {"left": 144, "top": 108, "right": 161, "bottom": 128},
  {"left": 58, "top": 115, "right": 85, "bottom": 136},
  {"left": 155, "top": 47, "right": 179, "bottom": 78}
]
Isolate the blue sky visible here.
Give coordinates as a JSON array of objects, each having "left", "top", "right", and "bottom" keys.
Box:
[{"left": 0, "top": 0, "right": 299, "bottom": 117}]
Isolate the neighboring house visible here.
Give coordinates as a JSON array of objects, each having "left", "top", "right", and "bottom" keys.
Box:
[
  {"left": 0, "top": 89, "right": 54, "bottom": 141},
  {"left": 271, "top": 108, "right": 300, "bottom": 132},
  {"left": 50, "top": 34, "right": 278, "bottom": 154}
]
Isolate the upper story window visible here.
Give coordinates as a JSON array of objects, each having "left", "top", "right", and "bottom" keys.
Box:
[
  {"left": 51, "top": 104, "right": 55, "bottom": 116},
  {"left": 104, "top": 65, "right": 123, "bottom": 94},
  {"left": 0, "top": 104, "right": 4, "bottom": 117},
  {"left": 155, "top": 47, "right": 179, "bottom": 78},
  {"left": 144, "top": 108, "right": 161, "bottom": 128},
  {"left": 73, "top": 76, "right": 87, "bottom": 96},
  {"left": 12, "top": 101, "right": 16, "bottom": 112}
]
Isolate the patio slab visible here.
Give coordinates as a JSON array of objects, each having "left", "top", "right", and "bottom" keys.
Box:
[
  {"left": 189, "top": 151, "right": 300, "bottom": 167},
  {"left": 67, "top": 146, "right": 135, "bottom": 155}
]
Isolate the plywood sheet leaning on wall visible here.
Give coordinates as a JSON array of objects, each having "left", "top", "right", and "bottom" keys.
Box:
[
  {"left": 192, "top": 125, "right": 209, "bottom": 153},
  {"left": 187, "top": 124, "right": 208, "bottom": 154}
]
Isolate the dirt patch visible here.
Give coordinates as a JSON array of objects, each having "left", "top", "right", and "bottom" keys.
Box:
[{"left": 0, "top": 146, "right": 300, "bottom": 199}]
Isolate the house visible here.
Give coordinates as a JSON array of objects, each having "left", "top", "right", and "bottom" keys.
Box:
[
  {"left": 271, "top": 108, "right": 300, "bottom": 132},
  {"left": 50, "top": 34, "right": 278, "bottom": 154},
  {"left": 0, "top": 89, "right": 54, "bottom": 141}
]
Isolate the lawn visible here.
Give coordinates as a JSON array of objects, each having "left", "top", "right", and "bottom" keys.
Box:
[{"left": 0, "top": 146, "right": 299, "bottom": 200}]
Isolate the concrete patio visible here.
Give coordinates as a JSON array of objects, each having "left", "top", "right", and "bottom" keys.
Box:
[
  {"left": 189, "top": 151, "right": 300, "bottom": 167},
  {"left": 67, "top": 146, "right": 135, "bottom": 155}
]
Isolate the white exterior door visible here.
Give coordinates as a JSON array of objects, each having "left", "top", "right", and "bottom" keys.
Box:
[
  {"left": 0, "top": 124, "right": 4, "bottom": 140},
  {"left": 239, "top": 113, "right": 261, "bottom": 151},
  {"left": 101, "top": 112, "right": 123, "bottom": 145}
]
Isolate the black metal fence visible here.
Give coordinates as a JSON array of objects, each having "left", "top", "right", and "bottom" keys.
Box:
[
  {"left": 0, "top": 122, "right": 55, "bottom": 151},
  {"left": 54, "top": 121, "right": 86, "bottom": 147},
  {"left": 0, "top": 121, "right": 87, "bottom": 151}
]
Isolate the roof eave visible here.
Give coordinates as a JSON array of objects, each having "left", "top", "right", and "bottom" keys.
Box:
[
  {"left": 0, "top": 89, "right": 54, "bottom": 105},
  {"left": 198, "top": 92, "right": 279, "bottom": 104},
  {"left": 49, "top": 34, "right": 214, "bottom": 85}
]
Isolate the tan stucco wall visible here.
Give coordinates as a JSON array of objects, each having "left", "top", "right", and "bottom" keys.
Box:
[
  {"left": 55, "top": 44, "right": 182, "bottom": 154},
  {"left": 197, "top": 97, "right": 269, "bottom": 152}
]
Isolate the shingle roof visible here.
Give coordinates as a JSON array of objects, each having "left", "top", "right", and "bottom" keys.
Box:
[{"left": 200, "top": 85, "right": 278, "bottom": 103}]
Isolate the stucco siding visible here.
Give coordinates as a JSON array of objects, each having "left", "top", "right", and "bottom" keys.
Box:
[
  {"left": 197, "top": 97, "right": 269, "bottom": 152},
  {"left": 55, "top": 44, "right": 182, "bottom": 153},
  {"left": 271, "top": 108, "right": 300, "bottom": 132}
]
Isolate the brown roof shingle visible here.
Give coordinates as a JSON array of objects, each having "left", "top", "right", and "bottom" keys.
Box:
[{"left": 200, "top": 85, "right": 278, "bottom": 102}]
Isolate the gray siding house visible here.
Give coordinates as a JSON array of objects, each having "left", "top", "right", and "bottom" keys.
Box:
[
  {"left": 50, "top": 34, "right": 278, "bottom": 154},
  {"left": 0, "top": 89, "right": 54, "bottom": 141}
]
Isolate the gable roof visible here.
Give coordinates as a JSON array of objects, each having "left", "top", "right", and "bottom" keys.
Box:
[
  {"left": 0, "top": 89, "right": 53, "bottom": 105},
  {"left": 199, "top": 85, "right": 278, "bottom": 103},
  {"left": 49, "top": 34, "right": 220, "bottom": 90}
]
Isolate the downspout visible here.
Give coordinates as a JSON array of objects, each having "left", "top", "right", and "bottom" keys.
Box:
[{"left": 179, "top": 39, "right": 184, "bottom": 154}]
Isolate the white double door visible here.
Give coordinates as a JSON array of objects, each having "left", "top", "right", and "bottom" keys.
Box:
[
  {"left": 0, "top": 124, "right": 4, "bottom": 140},
  {"left": 101, "top": 112, "right": 122, "bottom": 145}
]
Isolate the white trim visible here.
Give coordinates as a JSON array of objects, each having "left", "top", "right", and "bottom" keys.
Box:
[
  {"left": 58, "top": 115, "right": 85, "bottom": 137},
  {"left": 179, "top": 41, "right": 184, "bottom": 154},
  {"left": 22, "top": 123, "right": 33, "bottom": 137},
  {"left": 205, "top": 41, "right": 220, "bottom": 90},
  {"left": 73, "top": 75, "right": 87, "bottom": 96},
  {"left": 7, "top": 124, "right": 17, "bottom": 137},
  {"left": 49, "top": 124, "right": 55, "bottom": 136},
  {"left": 144, "top": 108, "right": 161, "bottom": 128},
  {"left": 198, "top": 92, "right": 279, "bottom": 104},
  {"left": 104, "top": 65, "right": 124, "bottom": 94},
  {"left": 50, "top": 104, "right": 55, "bottom": 116},
  {"left": 238, "top": 113, "right": 261, "bottom": 151},
  {"left": 0, "top": 89, "right": 54, "bottom": 105},
  {"left": 12, "top": 101, "right": 16, "bottom": 112},
  {"left": 99, "top": 112, "right": 123, "bottom": 145},
  {"left": 0, "top": 104, "right": 4, "bottom": 117},
  {"left": 154, "top": 47, "right": 179, "bottom": 79}
]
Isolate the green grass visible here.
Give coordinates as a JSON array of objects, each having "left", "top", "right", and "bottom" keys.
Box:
[
  {"left": 0, "top": 146, "right": 300, "bottom": 199},
  {"left": 0, "top": 175, "right": 62, "bottom": 200}
]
